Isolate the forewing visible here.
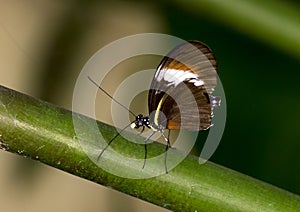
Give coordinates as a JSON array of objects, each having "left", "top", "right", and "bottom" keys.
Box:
[{"left": 148, "top": 40, "right": 218, "bottom": 130}]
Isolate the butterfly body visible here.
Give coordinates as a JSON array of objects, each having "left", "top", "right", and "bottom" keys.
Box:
[
  {"left": 130, "top": 113, "right": 166, "bottom": 132},
  {"left": 130, "top": 114, "right": 152, "bottom": 131}
]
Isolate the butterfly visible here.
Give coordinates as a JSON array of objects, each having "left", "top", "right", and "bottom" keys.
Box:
[{"left": 88, "top": 40, "right": 220, "bottom": 173}]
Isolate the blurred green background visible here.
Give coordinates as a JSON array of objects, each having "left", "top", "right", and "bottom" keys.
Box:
[{"left": 0, "top": 1, "right": 299, "bottom": 211}]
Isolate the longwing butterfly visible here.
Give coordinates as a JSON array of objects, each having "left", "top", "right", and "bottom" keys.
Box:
[{"left": 89, "top": 40, "right": 220, "bottom": 173}]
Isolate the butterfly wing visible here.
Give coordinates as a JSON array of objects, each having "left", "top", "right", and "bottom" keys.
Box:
[{"left": 148, "top": 40, "right": 218, "bottom": 130}]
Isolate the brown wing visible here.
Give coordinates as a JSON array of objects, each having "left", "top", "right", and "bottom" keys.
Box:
[{"left": 148, "top": 40, "right": 218, "bottom": 130}]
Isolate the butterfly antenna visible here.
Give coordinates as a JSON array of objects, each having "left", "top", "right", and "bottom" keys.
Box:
[
  {"left": 97, "top": 122, "right": 133, "bottom": 161},
  {"left": 88, "top": 76, "right": 137, "bottom": 117}
]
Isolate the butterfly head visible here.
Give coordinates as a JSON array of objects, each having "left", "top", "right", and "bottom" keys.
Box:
[{"left": 130, "top": 114, "right": 150, "bottom": 129}]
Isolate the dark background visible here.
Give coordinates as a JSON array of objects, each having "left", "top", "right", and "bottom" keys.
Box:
[{"left": 0, "top": 1, "right": 299, "bottom": 211}]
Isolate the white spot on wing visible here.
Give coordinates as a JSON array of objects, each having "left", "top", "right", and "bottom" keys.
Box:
[
  {"left": 158, "top": 68, "right": 204, "bottom": 86},
  {"left": 189, "top": 79, "right": 204, "bottom": 86}
]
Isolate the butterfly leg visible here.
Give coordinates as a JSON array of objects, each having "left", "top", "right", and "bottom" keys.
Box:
[
  {"left": 160, "top": 129, "right": 171, "bottom": 173},
  {"left": 142, "top": 131, "right": 156, "bottom": 169},
  {"left": 138, "top": 126, "right": 145, "bottom": 135},
  {"left": 97, "top": 122, "right": 133, "bottom": 161}
]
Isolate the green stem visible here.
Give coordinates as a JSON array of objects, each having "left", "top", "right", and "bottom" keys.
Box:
[{"left": 0, "top": 85, "right": 299, "bottom": 211}]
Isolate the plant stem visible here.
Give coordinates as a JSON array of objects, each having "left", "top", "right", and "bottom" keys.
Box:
[{"left": 0, "top": 85, "right": 299, "bottom": 211}]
